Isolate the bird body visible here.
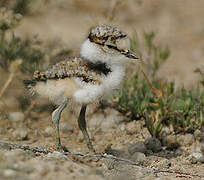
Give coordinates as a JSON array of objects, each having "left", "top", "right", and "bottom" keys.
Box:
[
  {"left": 24, "top": 25, "right": 138, "bottom": 152},
  {"left": 27, "top": 55, "right": 125, "bottom": 105}
]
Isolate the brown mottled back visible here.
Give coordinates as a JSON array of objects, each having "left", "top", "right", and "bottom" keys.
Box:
[{"left": 32, "top": 57, "right": 111, "bottom": 84}]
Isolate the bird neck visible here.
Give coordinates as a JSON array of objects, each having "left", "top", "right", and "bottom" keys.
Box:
[
  {"left": 101, "top": 63, "right": 125, "bottom": 90},
  {"left": 86, "top": 60, "right": 111, "bottom": 76},
  {"left": 81, "top": 39, "right": 126, "bottom": 75},
  {"left": 80, "top": 39, "right": 125, "bottom": 66}
]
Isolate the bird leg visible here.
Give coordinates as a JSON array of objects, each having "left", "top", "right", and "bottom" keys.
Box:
[
  {"left": 52, "top": 100, "right": 68, "bottom": 152},
  {"left": 77, "top": 105, "right": 95, "bottom": 153}
]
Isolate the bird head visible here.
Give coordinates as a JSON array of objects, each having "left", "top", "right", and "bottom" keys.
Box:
[{"left": 80, "top": 25, "right": 138, "bottom": 66}]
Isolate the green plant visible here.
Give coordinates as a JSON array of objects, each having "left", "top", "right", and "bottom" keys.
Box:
[
  {"left": 135, "top": 31, "right": 170, "bottom": 77},
  {"left": 145, "top": 111, "right": 163, "bottom": 138},
  {"left": 114, "top": 31, "right": 204, "bottom": 138},
  {"left": 0, "top": 0, "right": 31, "bottom": 15},
  {"left": 0, "top": 8, "right": 44, "bottom": 74},
  {"left": 13, "top": 0, "right": 31, "bottom": 15},
  {"left": 195, "top": 67, "right": 204, "bottom": 87}
]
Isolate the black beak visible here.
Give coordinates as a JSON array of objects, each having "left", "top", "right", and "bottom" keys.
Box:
[
  {"left": 106, "top": 44, "right": 139, "bottom": 59},
  {"left": 125, "top": 50, "right": 138, "bottom": 59}
]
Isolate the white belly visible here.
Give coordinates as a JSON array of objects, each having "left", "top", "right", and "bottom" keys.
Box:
[
  {"left": 73, "top": 65, "right": 125, "bottom": 104},
  {"left": 34, "top": 78, "right": 79, "bottom": 105}
]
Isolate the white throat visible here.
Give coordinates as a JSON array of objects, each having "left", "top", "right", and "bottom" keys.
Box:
[{"left": 80, "top": 39, "right": 127, "bottom": 67}]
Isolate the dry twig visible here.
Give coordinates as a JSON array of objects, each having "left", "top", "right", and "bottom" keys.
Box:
[{"left": 0, "top": 59, "right": 22, "bottom": 99}]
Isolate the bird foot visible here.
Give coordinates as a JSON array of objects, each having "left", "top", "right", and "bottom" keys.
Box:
[{"left": 56, "top": 144, "right": 69, "bottom": 153}]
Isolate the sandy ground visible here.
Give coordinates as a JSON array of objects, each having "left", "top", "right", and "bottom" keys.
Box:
[{"left": 0, "top": 107, "right": 204, "bottom": 179}]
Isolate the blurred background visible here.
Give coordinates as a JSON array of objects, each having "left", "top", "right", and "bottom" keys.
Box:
[{"left": 13, "top": 0, "right": 204, "bottom": 87}]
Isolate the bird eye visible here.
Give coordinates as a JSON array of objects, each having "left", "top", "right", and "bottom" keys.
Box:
[
  {"left": 106, "top": 44, "right": 118, "bottom": 51},
  {"left": 121, "top": 49, "right": 128, "bottom": 54}
]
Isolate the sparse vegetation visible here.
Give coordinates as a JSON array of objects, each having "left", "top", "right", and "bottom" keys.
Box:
[
  {"left": 0, "top": 0, "right": 33, "bottom": 15},
  {"left": 195, "top": 67, "right": 204, "bottom": 87},
  {"left": 0, "top": 8, "right": 45, "bottom": 74},
  {"left": 115, "top": 32, "right": 204, "bottom": 139},
  {"left": 0, "top": 7, "right": 73, "bottom": 113}
]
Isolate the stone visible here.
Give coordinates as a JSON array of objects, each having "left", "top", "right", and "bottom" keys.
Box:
[
  {"left": 45, "top": 151, "right": 68, "bottom": 160},
  {"left": 125, "top": 121, "right": 142, "bottom": 135},
  {"left": 88, "top": 108, "right": 124, "bottom": 132},
  {"left": 12, "top": 127, "right": 28, "bottom": 140},
  {"left": 59, "top": 122, "right": 73, "bottom": 133},
  {"left": 102, "top": 158, "right": 148, "bottom": 180},
  {"left": 88, "top": 114, "right": 104, "bottom": 130},
  {"left": 128, "top": 142, "right": 147, "bottom": 155},
  {"left": 8, "top": 112, "right": 25, "bottom": 122},
  {"left": 154, "top": 158, "right": 171, "bottom": 169},
  {"left": 44, "top": 126, "right": 54, "bottom": 135},
  {"left": 187, "top": 152, "right": 204, "bottom": 164},
  {"left": 3, "top": 149, "right": 32, "bottom": 169},
  {"left": 131, "top": 152, "right": 146, "bottom": 163},
  {"left": 194, "top": 129, "right": 201, "bottom": 139},
  {"left": 3, "top": 169, "right": 16, "bottom": 177},
  {"left": 105, "top": 146, "right": 127, "bottom": 158},
  {"left": 165, "top": 135, "right": 180, "bottom": 150},
  {"left": 200, "top": 140, "right": 204, "bottom": 154},
  {"left": 144, "top": 137, "right": 162, "bottom": 153},
  {"left": 104, "top": 108, "right": 124, "bottom": 125},
  {"left": 162, "top": 126, "right": 172, "bottom": 135},
  {"left": 0, "top": 97, "right": 20, "bottom": 111},
  {"left": 175, "top": 148, "right": 183, "bottom": 156},
  {"left": 177, "top": 134, "right": 194, "bottom": 146}
]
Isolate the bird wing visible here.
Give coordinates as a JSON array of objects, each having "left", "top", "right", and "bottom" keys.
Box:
[{"left": 32, "top": 57, "right": 102, "bottom": 84}]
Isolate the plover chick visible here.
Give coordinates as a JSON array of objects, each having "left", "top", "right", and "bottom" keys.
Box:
[{"left": 24, "top": 25, "right": 138, "bottom": 153}]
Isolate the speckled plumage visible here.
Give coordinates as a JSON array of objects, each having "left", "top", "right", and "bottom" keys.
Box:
[
  {"left": 24, "top": 25, "right": 137, "bottom": 105},
  {"left": 33, "top": 57, "right": 111, "bottom": 85},
  {"left": 87, "top": 26, "right": 137, "bottom": 59},
  {"left": 88, "top": 25, "right": 127, "bottom": 46},
  {"left": 24, "top": 25, "right": 138, "bottom": 153}
]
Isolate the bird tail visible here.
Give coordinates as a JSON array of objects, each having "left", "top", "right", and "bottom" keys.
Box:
[{"left": 23, "top": 79, "right": 36, "bottom": 96}]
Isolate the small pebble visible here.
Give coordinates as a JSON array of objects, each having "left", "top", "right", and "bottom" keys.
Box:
[
  {"left": 59, "top": 122, "right": 73, "bottom": 133},
  {"left": 0, "top": 97, "right": 20, "bottom": 111},
  {"left": 128, "top": 142, "right": 147, "bottom": 155},
  {"left": 144, "top": 137, "right": 162, "bottom": 153},
  {"left": 165, "top": 135, "right": 180, "bottom": 150},
  {"left": 45, "top": 126, "right": 54, "bottom": 135},
  {"left": 175, "top": 148, "right": 183, "bottom": 156},
  {"left": 125, "top": 121, "right": 141, "bottom": 135},
  {"left": 89, "top": 108, "right": 123, "bottom": 132},
  {"left": 12, "top": 127, "right": 28, "bottom": 140},
  {"left": 177, "top": 134, "right": 194, "bottom": 146},
  {"left": 187, "top": 152, "right": 204, "bottom": 164},
  {"left": 131, "top": 152, "right": 146, "bottom": 163},
  {"left": 154, "top": 158, "right": 171, "bottom": 168},
  {"left": 45, "top": 151, "right": 68, "bottom": 160},
  {"left": 194, "top": 129, "right": 201, "bottom": 139},
  {"left": 200, "top": 141, "right": 204, "bottom": 154},
  {"left": 9, "top": 112, "right": 25, "bottom": 122},
  {"left": 3, "top": 169, "right": 16, "bottom": 177}
]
